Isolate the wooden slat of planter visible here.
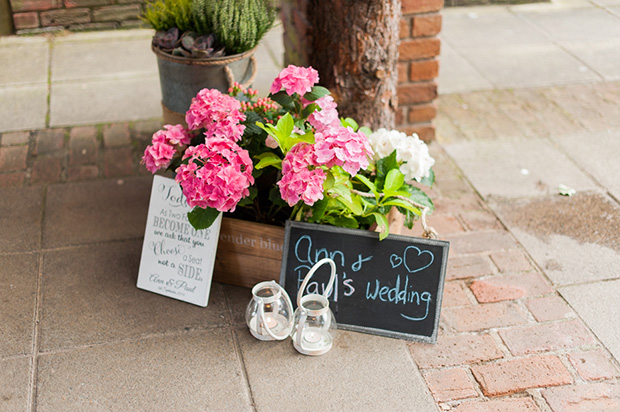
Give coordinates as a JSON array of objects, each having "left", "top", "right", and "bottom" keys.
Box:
[{"left": 213, "top": 218, "right": 284, "bottom": 288}]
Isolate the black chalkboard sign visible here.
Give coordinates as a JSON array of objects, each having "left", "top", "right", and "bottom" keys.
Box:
[{"left": 279, "top": 221, "right": 449, "bottom": 343}]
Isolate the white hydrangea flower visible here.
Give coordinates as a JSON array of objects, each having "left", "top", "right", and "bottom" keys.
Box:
[{"left": 367, "top": 128, "right": 435, "bottom": 182}]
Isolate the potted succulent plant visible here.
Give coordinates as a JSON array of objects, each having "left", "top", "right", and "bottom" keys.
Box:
[{"left": 142, "top": 0, "right": 277, "bottom": 124}]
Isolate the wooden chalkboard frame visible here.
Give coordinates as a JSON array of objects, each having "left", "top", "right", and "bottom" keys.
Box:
[{"left": 279, "top": 220, "right": 449, "bottom": 344}]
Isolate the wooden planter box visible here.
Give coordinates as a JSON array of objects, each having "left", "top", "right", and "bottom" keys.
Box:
[{"left": 212, "top": 217, "right": 284, "bottom": 288}]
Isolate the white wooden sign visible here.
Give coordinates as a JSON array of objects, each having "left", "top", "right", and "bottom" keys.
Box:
[{"left": 137, "top": 175, "right": 222, "bottom": 307}]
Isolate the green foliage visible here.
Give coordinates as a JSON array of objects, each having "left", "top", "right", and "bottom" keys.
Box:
[
  {"left": 187, "top": 206, "right": 220, "bottom": 230},
  {"left": 141, "top": 0, "right": 194, "bottom": 32},
  {"left": 191, "top": 0, "right": 277, "bottom": 54}
]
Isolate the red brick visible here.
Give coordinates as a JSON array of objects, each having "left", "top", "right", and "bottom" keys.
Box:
[
  {"left": 542, "top": 383, "right": 620, "bottom": 412},
  {"left": 0, "top": 146, "right": 28, "bottom": 172},
  {"left": 69, "top": 127, "right": 98, "bottom": 165},
  {"left": 397, "top": 123, "right": 435, "bottom": 142},
  {"left": 447, "top": 231, "right": 517, "bottom": 256},
  {"left": 526, "top": 295, "right": 574, "bottom": 322},
  {"left": 64, "top": 0, "right": 109, "bottom": 7},
  {"left": 459, "top": 210, "right": 502, "bottom": 231},
  {"left": 398, "top": 82, "right": 437, "bottom": 105},
  {"left": 92, "top": 5, "right": 141, "bottom": 22},
  {"left": 442, "top": 281, "right": 471, "bottom": 307},
  {"left": 398, "top": 62, "right": 409, "bottom": 83},
  {"left": 410, "top": 59, "right": 439, "bottom": 81},
  {"left": 399, "top": 38, "right": 440, "bottom": 60},
  {"left": 31, "top": 156, "right": 62, "bottom": 184},
  {"left": 568, "top": 349, "right": 620, "bottom": 381},
  {"left": 472, "top": 355, "right": 572, "bottom": 396},
  {"left": 499, "top": 320, "right": 596, "bottom": 356},
  {"left": 103, "top": 123, "right": 130, "bottom": 148},
  {"left": 68, "top": 165, "right": 99, "bottom": 181},
  {"left": 412, "top": 14, "right": 442, "bottom": 37},
  {"left": 35, "top": 128, "right": 65, "bottom": 155},
  {"left": 447, "top": 255, "right": 495, "bottom": 280},
  {"left": 11, "top": 0, "right": 60, "bottom": 12},
  {"left": 490, "top": 250, "right": 534, "bottom": 273},
  {"left": 408, "top": 102, "right": 438, "bottom": 123},
  {"left": 41, "top": 8, "right": 90, "bottom": 26},
  {"left": 400, "top": 213, "right": 463, "bottom": 238},
  {"left": 0, "top": 172, "right": 26, "bottom": 188},
  {"left": 443, "top": 301, "right": 528, "bottom": 332},
  {"left": 470, "top": 272, "right": 553, "bottom": 303},
  {"left": 402, "top": 0, "right": 444, "bottom": 14},
  {"left": 13, "top": 12, "right": 39, "bottom": 29},
  {"left": 395, "top": 107, "right": 405, "bottom": 125},
  {"left": 104, "top": 147, "right": 134, "bottom": 178},
  {"left": 399, "top": 17, "right": 410, "bottom": 39},
  {"left": 453, "top": 398, "right": 541, "bottom": 412},
  {"left": 409, "top": 334, "right": 503, "bottom": 368},
  {"left": 2, "top": 131, "right": 30, "bottom": 146},
  {"left": 423, "top": 368, "right": 477, "bottom": 402}
]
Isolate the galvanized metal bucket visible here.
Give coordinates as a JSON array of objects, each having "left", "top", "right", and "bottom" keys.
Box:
[{"left": 152, "top": 44, "right": 257, "bottom": 124}]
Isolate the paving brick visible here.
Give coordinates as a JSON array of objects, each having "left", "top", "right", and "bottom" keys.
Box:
[
  {"left": 526, "top": 295, "right": 574, "bottom": 322},
  {"left": 459, "top": 210, "right": 502, "bottom": 231},
  {"left": 409, "top": 334, "right": 503, "bottom": 368},
  {"left": 443, "top": 301, "right": 528, "bottom": 332},
  {"left": 402, "top": 213, "right": 463, "bottom": 238},
  {"left": 67, "top": 165, "right": 99, "bottom": 181},
  {"left": 447, "top": 231, "right": 517, "bottom": 256},
  {"left": 102, "top": 123, "right": 130, "bottom": 148},
  {"left": 452, "top": 398, "right": 541, "bottom": 412},
  {"left": 472, "top": 355, "right": 573, "bottom": 396},
  {"left": 499, "top": 320, "right": 597, "bottom": 356},
  {"left": 459, "top": 92, "right": 526, "bottom": 139},
  {"left": 41, "top": 8, "right": 90, "bottom": 26},
  {"left": 103, "top": 147, "right": 133, "bottom": 178},
  {"left": 469, "top": 272, "right": 553, "bottom": 303},
  {"left": 434, "top": 195, "right": 484, "bottom": 214},
  {"left": 0, "top": 172, "right": 26, "bottom": 188},
  {"left": 0, "top": 146, "right": 28, "bottom": 172},
  {"left": 31, "top": 156, "right": 62, "bottom": 184},
  {"left": 423, "top": 368, "right": 477, "bottom": 402},
  {"left": 567, "top": 349, "right": 620, "bottom": 381},
  {"left": 438, "top": 93, "right": 496, "bottom": 140},
  {"left": 446, "top": 255, "right": 495, "bottom": 280},
  {"left": 1, "top": 131, "right": 30, "bottom": 146},
  {"left": 514, "top": 88, "right": 584, "bottom": 137},
  {"left": 542, "top": 382, "right": 620, "bottom": 412},
  {"left": 489, "top": 250, "right": 534, "bottom": 273},
  {"left": 34, "top": 128, "right": 65, "bottom": 155},
  {"left": 133, "top": 119, "right": 162, "bottom": 141},
  {"left": 69, "top": 127, "right": 98, "bottom": 165},
  {"left": 442, "top": 281, "right": 471, "bottom": 307}
]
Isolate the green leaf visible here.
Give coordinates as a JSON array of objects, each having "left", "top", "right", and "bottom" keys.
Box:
[
  {"left": 341, "top": 117, "right": 359, "bottom": 131},
  {"left": 187, "top": 207, "right": 220, "bottom": 230},
  {"left": 269, "top": 90, "right": 295, "bottom": 111},
  {"left": 372, "top": 213, "right": 390, "bottom": 240},
  {"left": 309, "top": 198, "right": 329, "bottom": 222},
  {"left": 376, "top": 150, "right": 399, "bottom": 187},
  {"left": 355, "top": 174, "right": 378, "bottom": 195},
  {"left": 278, "top": 112, "right": 295, "bottom": 139},
  {"left": 334, "top": 195, "right": 363, "bottom": 216},
  {"left": 269, "top": 186, "right": 288, "bottom": 207},
  {"left": 359, "top": 126, "right": 373, "bottom": 137},
  {"left": 303, "top": 85, "right": 330, "bottom": 101},
  {"left": 328, "top": 215, "right": 359, "bottom": 229},
  {"left": 301, "top": 103, "right": 319, "bottom": 119},
  {"left": 382, "top": 199, "right": 422, "bottom": 215},
  {"left": 384, "top": 169, "right": 405, "bottom": 192},
  {"left": 237, "top": 186, "right": 258, "bottom": 207},
  {"left": 419, "top": 168, "right": 435, "bottom": 187},
  {"left": 407, "top": 187, "right": 435, "bottom": 211},
  {"left": 323, "top": 170, "right": 335, "bottom": 191},
  {"left": 254, "top": 152, "right": 282, "bottom": 170}
]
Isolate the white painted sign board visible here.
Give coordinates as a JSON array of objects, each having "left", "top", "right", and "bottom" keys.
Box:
[{"left": 137, "top": 175, "right": 222, "bottom": 307}]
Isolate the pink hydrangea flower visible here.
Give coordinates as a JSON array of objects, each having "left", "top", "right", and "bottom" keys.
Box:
[
  {"left": 270, "top": 65, "right": 319, "bottom": 96},
  {"left": 314, "top": 126, "right": 374, "bottom": 176},
  {"left": 185, "top": 88, "right": 246, "bottom": 141},
  {"left": 162, "top": 124, "right": 191, "bottom": 145},
  {"left": 277, "top": 142, "right": 325, "bottom": 207},
  {"left": 142, "top": 139, "right": 176, "bottom": 174},
  {"left": 307, "top": 95, "right": 340, "bottom": 132},
  {"left": 175, "top": 138, "right": 254, "bottom": 212}
]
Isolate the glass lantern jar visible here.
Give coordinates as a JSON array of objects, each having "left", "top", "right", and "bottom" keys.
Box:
[{"left": 246, "top": 281, "right": 294, "bottom": 341}]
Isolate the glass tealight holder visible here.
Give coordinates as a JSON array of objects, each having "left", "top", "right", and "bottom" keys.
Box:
[
  {"left": 291, "top": 258, "right": 337, "bottom": 356},
  {"left": 246, "top": 281, "right": 294, "bottom": 341}
]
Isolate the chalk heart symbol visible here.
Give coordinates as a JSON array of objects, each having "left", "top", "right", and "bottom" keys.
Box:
[
  {"left": 390, "top": 254, "right": 403, "bottom": 268},
  {"left": 403, "top": 246, "right": 434, "bottom": 273}
]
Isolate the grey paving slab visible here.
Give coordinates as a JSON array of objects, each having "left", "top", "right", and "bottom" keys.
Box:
[
  {"left": 49, "top": 76, "right": 161, "bottom": 127},
  {"left": 463, "top": 44, "right": 601, "bottom": 89},
  {"left": 0, "top": 84, "right": 48, "bottom": 133},
  {"left": 0, "top": 186, "right": 43, "bottom": 253},
  {"left": 518, "top": 7, "right": 620, "bottom": 42},
  {"left": 562, "top": 40, "right": 620, "bottom": 81},
  {"left": 0, "top": 42, "right": 48, "bottom": 86},
  {"left": 551, "top": 129, "right": 620, "bottom": 200},
  {"left": 560, "top": 280, "right": 620, "bottom": 362},
  {"left": 39, "top": 240, "right": 228, "bottom": 351},
  {"left": 491, "top": 193, "right": 620, "bottom": 285},
  {"left": 36, "top": 329, "right": 252, "bottom": 412},
  {"left": 51, "top": 37, "right": 157, "bottom": 82},
  {"left": 238, "top": 328, "right": 438, "bottom": 412},
  {"left": 0, "top": 357, "right": 31, "bottom": 412},
  {"left": 443, "top": 139, "right": 599, "bottom": 199},
  {"left": 441, "top": 8, "right": 550, "bottom": 49},
  {"left": 43, "top": 177, "right": 152, "bottom": 248},
  {"left": 223, "top": 284, "right": 252, "bottom": 326},
  {"left": 438, "top": 41, "right": 493, "bottom": 94},
  {"left": 0, "top": 253, "right": 38, "bottom": 357}
]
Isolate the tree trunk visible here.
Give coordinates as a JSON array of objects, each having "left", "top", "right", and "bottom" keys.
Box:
[{"left": 307, "top": 0, "right": 400, "bottom": 130}]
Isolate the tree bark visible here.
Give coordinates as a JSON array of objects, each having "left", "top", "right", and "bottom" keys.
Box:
[{"left": 307, "top": 0, "right": 400, "bottom": 130}]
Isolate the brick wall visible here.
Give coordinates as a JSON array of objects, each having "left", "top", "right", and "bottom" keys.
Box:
[
  {"left": 10, "top": 0, "right": 146, "bottom": 33},
  {"left": 282, "top": 0, "right": 442, "bottom": 141}
]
